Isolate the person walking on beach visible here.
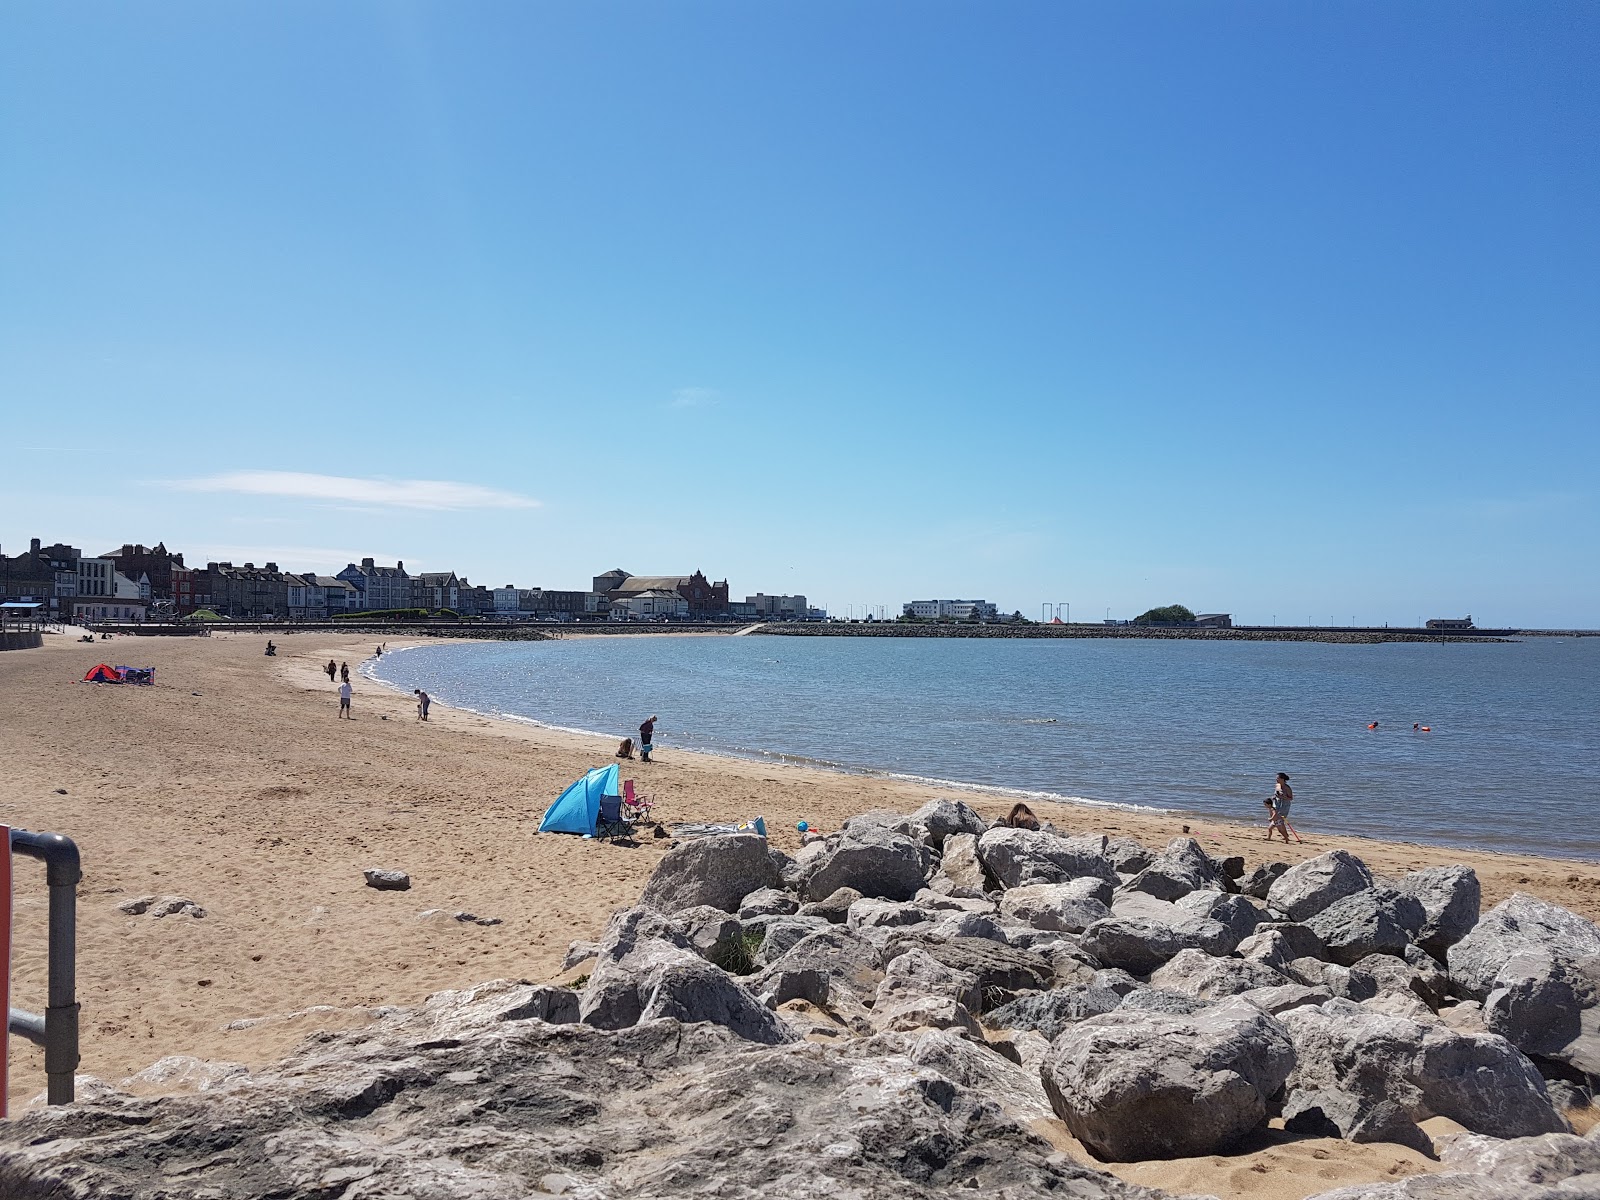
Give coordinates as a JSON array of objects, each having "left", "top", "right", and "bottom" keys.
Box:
[
  {"left": 639, "top": 715, "right": 657, "bottom": 762},
  {"left": 338, "top": 679, "right": 353, "bottom": 719},
  {"left": 325, "top": 659, "right": 337, "bottom": 682},
  {"left": 414, "top": 688, "right": 430, "bottom": 721},
  {"left": 1265, "top": 772, "right": 1299, "bottom": 843},
  {"left": 340, "top": 661, "right": 350, "bottom": 683}
]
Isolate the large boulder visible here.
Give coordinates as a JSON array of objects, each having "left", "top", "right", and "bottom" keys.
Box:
[
  {"left": 982, "top": 986, "right": 1124, "bottom": 1040},
  {"left": 1303, "top": 887, "right": 1426, "bottom": 966},
  {"left": 751, "top": 926, "right": 883, "bottom": 1011},
  {"left": 1267, "top": 850, "right": 1375, "bottom": 921},
  {"left": 888, "top": 936, "right": 1052, "bottom": 1010},
  {"left": 1080, "top": 916, "right": 1223, "bottom": 977},
  {"left": 579, "top": 936, "right": 793, "bottom": 1044},
  {"left": 1394, "top": 865, "right": 1480, "bottom": 959},
  {"left": 1280, "top": 997, "right": 1566, "bottom": 1149},
  {"left": 1174, "top": 890, "right": 1264, "bottom": 945},
  {"left": 1240, "top": 861, "right": 1288, "bottom": 900},
  {"left": 638, "top": 833, "right": 781, "bottom": 915},
  {"left": 931, "top": 831, "right": 992, "bottom": 895},
  {"left": 799, "top": 825, "right": 929, "bottom": 903},
  {"left": 1040, "top": 998, "right": 1295, "bottom": 1160},
  {"left": 1447, "top": 893, "right": 1600, "bottom": 1001},
  {"left": 0, "top": 986, "right": 1173, "bottom": 1200},
  {"left": 1123, "top": 838, "right": 1223, "bottom": 901},
  {"left": 1482, "top": 950, "right": 1600, "bottom": 1074},
  {"left": 872, "top": 948, "right": 983, "bottom": 1035},
  {"left": 998, "top": 881, "right": 1111, "bottom": 933},
  {"left": 738, "top": 887, "right": 798, "bottom": 920},
  {"left": 1148, "top": 949, "right": 1289, "bottom": 1000},
  {"left": 977, "top": 828, "right": 1116, "bottom": 890},
  {"left": 908, "top": 799, "right": 988, "bottom": 849}
]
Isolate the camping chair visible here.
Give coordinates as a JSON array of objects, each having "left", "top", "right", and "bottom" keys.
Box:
[
  {"left": 595, "top": 793, "right": 634, "bottom": 844},
  {"left": 622, "top": 779, "right": 654, "bottom": 823}
]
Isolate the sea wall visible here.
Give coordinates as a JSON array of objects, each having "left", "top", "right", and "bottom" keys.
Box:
[{"left": 0, "top": 631, "right": 43, "bottom": 651}]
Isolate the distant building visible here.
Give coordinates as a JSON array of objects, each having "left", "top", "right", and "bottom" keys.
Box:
[
  {"left": 902, "top": 599, "right": 999, "bottom": 621},
  {"left": 412, "top": 571, "right": 461, "bottom": 612},
  {"left": 1426, "top": 616, "right": 1475, "bottom": 631},
  {"left": 614, "top": 589, "right": 689, "bottom": 619},
  {"left": 745, "top": 593, "right": 808, "bottom": 619},
  {"left": 193, "top": 561, "right": 296, "bottom": 618},
  {"left": 1, "top": 538, "right": 82, "bottom": 617},
  {"left": 594, "top": 568, "right": 730, "bottom": 616},
  {"left": 337, "top": 558, "right": 411, "bottom": 611},
  {"left": 102, "top": 543, "right": 195, "bottom": 614},
  {"left": 1193, "top": 613, "right": 1233, "bottom": 628}
]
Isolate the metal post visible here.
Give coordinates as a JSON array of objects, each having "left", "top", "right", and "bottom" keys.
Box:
[{"left": 8, "top": 829, "right": 81, "bottom": 1104}]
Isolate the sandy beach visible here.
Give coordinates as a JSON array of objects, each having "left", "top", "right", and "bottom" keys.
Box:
[{"left": 2, "top": 630, "right": 1596, "bottom": 1198}]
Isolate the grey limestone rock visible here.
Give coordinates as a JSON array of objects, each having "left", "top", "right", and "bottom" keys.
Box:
[
  {"left": 1482, "top": 949, "right": 1600, "bottom": 1074},
  {"left": 932, "top": 831, "right": 993, "bottom": 895},
  {"left": 362, "top": 868, "right": 410, "bottom": 891},
  {"left": 1236, "top": 925, "right": 1326, "bottom": 972},
  {"left": 0, "top": 986, "right": 1173, "bottom": 1200},
  {"left": 845, "top": 897, "right": 932, "bottom": 933},
  {"left": 1116, "top": 989, "right": 1212, "bottom": 1017},
  {"left": 999, "top": 881, "right": 1112, "bottom": 934},
  {"left": 887, "top": 936, "right": 1052, "bottom": 1010},
  {"left": 983, "top": 985, "right": 1124, "bottom": 1040},
  {"left": 1148, "top": 948, "right": 1288, "bottom": 1000},
  {"left": 798, "top": 885, "right": 863, "bottom": 923},
  {"left": 1395, "top": 865, "right": 1481, "bottom": 959},
  {"left": 977, "top": 828, "right": 1117, "bottom": 890},
  {"left": 907, "top": 798, "right": 988, "bottom": 849},
  {"left": 1280, "top": 997, "right": 1566, "bottom": 1150},
  {"left": 1239, "top": 982, "right": 1333, "bottom": 1015},
  {"left": 1041, "top": 998, "right": 1295, "bottom": 1160},
  {"left": 1124, "top": 837, "right": 1223, "bottom": 901},
  {"left": 872, "top": 948, "right": 983, "bottom": 1035},
  {"left": 799, "top": 825, "right": 929, "bottom": 903},
  {"left": 1304, "top": 886, "right": 1426, "bottom": 966},
  {"left": 638, "top": 832, "right": 781, "bottom": 914},
  {"left": 1081, "top": 916, "right": 1208, "bottom": 977},
  {"left": 1174, "top": 890, "right": 1264, "bottom": 945},
  {"left": 1447, "top": 892, "right": 1600, "bottom": 1001},
  {"left": 561, "top": 940, "right": 599, "bottom": 971},
  {"left": 737, "top": 886, "right": 798, "bottom": 919},
  {"left": 1241, "top": 861, "right": 1289, "bottom": 900},
  {"left": 1267, "top": 849, "right": 1375, "bottom": 921},
  {"left": 580, "top": 937, "right": 794, "bottom": 1045},
  {"left": 1105, "top": 836, "right": 1154, "bottom": 875}
]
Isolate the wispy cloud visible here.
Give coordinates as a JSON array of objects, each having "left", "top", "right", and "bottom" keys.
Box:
[
  {"left": 165, "top": 471, "right": 540, "bottom": 511},
  {"left": 670, "top": 387, "right": 720, "bottom": 409}
]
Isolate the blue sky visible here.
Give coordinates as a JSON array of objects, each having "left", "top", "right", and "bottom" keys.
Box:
[{"left": 3, "top": 2, "right": 1595, "bottom": 625}]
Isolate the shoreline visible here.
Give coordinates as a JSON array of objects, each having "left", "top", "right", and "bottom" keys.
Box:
[{"left": 4, "top": 629, "right": 1599, "bottom": 1198}]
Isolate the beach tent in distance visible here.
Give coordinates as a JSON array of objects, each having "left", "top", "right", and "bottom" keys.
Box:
[
  {"left": 82, "top": 663, "right": 122, "bottom": 683},
  {"left": 540, "top": 764, "right": 620, "bottom": 835}
]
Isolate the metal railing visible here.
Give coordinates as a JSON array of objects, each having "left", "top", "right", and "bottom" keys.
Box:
[{"left": 7, "top": 829, "right": 81, "bottom": 1105}]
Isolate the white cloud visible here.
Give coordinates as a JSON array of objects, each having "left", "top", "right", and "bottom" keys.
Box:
[
  {"left": 165, "top": 471, "right": 540, "bottom": 511},
  {"left": 670, "top": 387, "right": 720, "bottom": 409}
]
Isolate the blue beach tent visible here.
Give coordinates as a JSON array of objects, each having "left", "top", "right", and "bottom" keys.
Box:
[{"left": 540, "top": 764, "right": 621, "bottom": 835}]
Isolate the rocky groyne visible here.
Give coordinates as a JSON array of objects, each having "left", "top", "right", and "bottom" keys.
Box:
[
  {"left": 757, "top": 623, "right": 1511, "bottom": 645},
  {"left": 5, "top": 804, "right": 1597, "bottom": 1199}
]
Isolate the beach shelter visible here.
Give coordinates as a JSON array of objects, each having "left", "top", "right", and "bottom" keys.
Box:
[
  {"left": 539, "top": 764, "right": 620, "bottom": 835},
  {"left": 82, "top": 663, "right": 122, "bottom": 683}
]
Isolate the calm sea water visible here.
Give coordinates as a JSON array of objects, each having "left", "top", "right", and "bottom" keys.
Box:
[{"left": 370, "top": 635, "right": 1600, "bottom": 861}]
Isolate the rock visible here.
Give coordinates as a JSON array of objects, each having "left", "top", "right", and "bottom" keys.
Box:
[
  {"left": 1148, "top": 948, "right": 1288, "bottom": 1000},
  {"left": 0, "top": 988, "right": 1171, "bottom": 1200},
  {"left": 120, "top": 1056, "right": 249, "bottom": 1096},
  {"left": 908, "top": 799, "right": 988, "bottom": 849},
  {"left": 673, "top": 905, "right": 747, "bottom": 967},
  {"left": 886, "top": 1026, "right": 1058, "bottom": 1127},
  {"left": 932, "top": 832, "right": 992, "bottom": 895},
  {"left": 1361, "top": 990, "right": 1436, "bottom": 1022},
  {"left": 889, "top": 937, "right": 1052, "bottom": 1010},
  {"left": 1239, "top": 983, "right": 1333, "bottom": 1015},
  {"left": 1483, "top": 950, "right": 1600, "bottom": 1074},
  {"left": 1395, "top": 865, "right": 1481, "bottom": 959},
  {"left": 638, "top": 833, "right": 780, "bottom": 915},
  {"left": 798, "top": 886, "right": 862, "bottom": 924},
  {"left": 752, "top": 927, "right": 883, "bottom": 1012},
  {"left": 1080, "top": 916, "right": 1229, "bottom": 977},
  {"left": 1237, "top": 925, "right": 1327, "bottom": 972},
  {"left": 737, "top": 887, "right": 798, "bottom": 919},
  {"left": 1115, "top": 989, "right": 1211, "bottom": 1016},
  {"left": 1354, "top": 953, "right": 1443, "bottom": 1011},
  {"left": 754, "top": 965, "right": 830, "bottom": 1009},
  {"left": 1267, "top": 850, "right": 1375, "bottom": 921},
  {"left": 872, "top": 948, "right": 983, "bottom": 1035},
  {"left": 362, "top": 868, "right": 411, "bottom": 891},
  {"left": 976, "top": 829, "right": 1116, "bottom": 890},
  {"left": 1447, "top": 893, "right": 1600, "bottom": 1001},
  {"left": 1111, "top": 893, "right": 1242, "bottom": 956},
  {"left": 1124, "top": 838, "right": 1223, "bottom": 901},
  {"left": 119, "top": 894, "right": 206, "bottom": 918},
  {"left": 1041, "top": 998, "right": 1295, "bottom": 1160},
  {"left": 752, "top": 916, "right": 832, "bottom": 965},
  {"left": 846, "top": 898, "right": 931, "bottom": 934},
  {"left": 1280, "top": 997, "right": 1566, "bottom": 1149},
  {"left": 998, "top": 883, "right": 1111, "bottom": 934},
  {"left": 1285, "top": 958, "right": 1380, "bottom": 1002},
  {"left": 1437, "top": 1000, "right": 1488, "bottom": 1035},
  {"left": 1241, "top": 861, "right": 1288, "bottom": 900},
  {"left": 1105, "top": 836, "right": 1153, "bottom": 875},
  {"left": 768, "top": 846, "right": 799, "bottom": 889},
  {"left": 1174, "top": 890, "right": 1263, "bottom": 945},
  {"left": 580, "top": 937, "right": 793, "bottom": 1045},
  {"left": 1093, "top": 968, "right": 1142, "bottom": 996},
  {"left": 799, "top": 824, "right": 929, "bottom": 903},
  {"left": 1215, "top": 854, "right": 1246, "bottom": 881},
  {"left": 1304, "top": 887, "right": 1426, "bottom": 966},
  {"left": 983, "top": 986, "right": 1124, "bottom": 1040},
  {"left": 927, "top": 911, "right": 1007, "bottom": 943}
]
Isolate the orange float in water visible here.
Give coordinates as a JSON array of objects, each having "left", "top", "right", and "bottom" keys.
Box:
[
  {"left": 1421, "top": 726, "right": 1431, "bottom": 732},
  {"left": 1367, "top": 722, "right": 1379, "bottom": 730}
]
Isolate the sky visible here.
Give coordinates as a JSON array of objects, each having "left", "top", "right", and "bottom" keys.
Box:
[{"left": 3, "top": 2, "right": 1596, "bottom": 626}]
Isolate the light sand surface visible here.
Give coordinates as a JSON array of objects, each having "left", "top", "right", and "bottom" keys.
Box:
[{"left": 3, "top": 630, "right": 1597, "bottom": 1196}]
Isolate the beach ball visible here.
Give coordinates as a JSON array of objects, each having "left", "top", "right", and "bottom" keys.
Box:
[{"left": 796, "top": 820, "right": 809, "bottom": 832}]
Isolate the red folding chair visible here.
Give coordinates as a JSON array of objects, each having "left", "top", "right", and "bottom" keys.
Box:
[{"left": 622, "top": 779, "right": 654, "bottom": 823}]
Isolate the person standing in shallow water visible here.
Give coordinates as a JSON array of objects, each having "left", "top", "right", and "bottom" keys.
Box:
[{"left": 639, "top": 715, "right": 657, "bottom": 762}]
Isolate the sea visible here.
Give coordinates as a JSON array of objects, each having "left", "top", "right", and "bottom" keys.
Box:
[{"left": 369, "top": 634, "right": 1600, "bottom": 861}]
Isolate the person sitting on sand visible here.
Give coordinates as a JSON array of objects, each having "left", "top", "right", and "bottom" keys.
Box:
[
  {"left": 616, "top": 737, "right": 634, "bottom": 759},
  {"left": 1006, "top": 802, "right": 1040, "bottom": 830}
]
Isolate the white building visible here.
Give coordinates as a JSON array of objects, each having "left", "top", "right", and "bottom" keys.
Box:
[
  {"left": 745, "top": 593, "right": 808, "bottom": 618},
  {"left": 614, "top": 589, "right": 689, "bottom": 619},
  {"left": 492, "top": 586, "right": 522, "bottom": 613},
  {"left": 72, "top": 570, "right": 146, "bottom": 622},
  {"left": 902, "top": 599, "right": 999, "bottom": 621}
]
